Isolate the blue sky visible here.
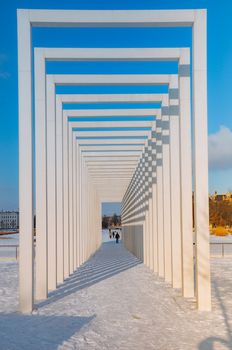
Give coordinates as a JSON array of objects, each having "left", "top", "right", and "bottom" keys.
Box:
[{"left": 0, "top": 0, "right": 232, "bottom": 215}]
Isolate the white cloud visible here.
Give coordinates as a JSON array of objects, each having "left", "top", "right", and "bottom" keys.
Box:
[{"left": 208, "top": 126, "right": 232, "bottom": 170}]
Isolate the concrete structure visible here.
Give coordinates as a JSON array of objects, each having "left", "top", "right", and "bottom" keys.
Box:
[
  {"left": 34, "top": 46, "right": 191, "bottom": 303},
  {"left": 43, "top": 72, "right": 180, "bottom": 292},
  {"left": 17, "top": 9, "right": 210, "bottom": 314}
]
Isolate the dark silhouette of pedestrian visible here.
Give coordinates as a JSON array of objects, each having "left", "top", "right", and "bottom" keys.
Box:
[
  {"left": 112, "top": 231, "right": 115, "bottom": 238},
  {"left": 115, "top": 232, "right": 120, "bottom": 243}
]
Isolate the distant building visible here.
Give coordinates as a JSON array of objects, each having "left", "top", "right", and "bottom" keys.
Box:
[
  {"left": 210, "top": 191, "right": 232, "bottom": 203},
  {"left": 102, "top": 214, "right": 121, "bottom": 229},
  {"left": 0, "top": 211, "right": 19, "bottom": 229}
]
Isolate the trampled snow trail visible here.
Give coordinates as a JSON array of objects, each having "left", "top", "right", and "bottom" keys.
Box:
[{"left": 1, "top": 239, "right": 232, "bottom": 349}]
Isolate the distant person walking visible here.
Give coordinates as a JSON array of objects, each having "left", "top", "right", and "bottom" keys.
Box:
[
  {"left": 112, "top": 231, "right": 115, "bottom": 238},
  {"left": 115, "top": 232, "right": 120, "bottom": 244}
]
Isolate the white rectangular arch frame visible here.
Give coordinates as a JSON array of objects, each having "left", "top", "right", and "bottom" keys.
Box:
[
  {"left": 34, "top": 48, "right": 190, "bottom": 306},
  {"left": 38, "top": 76, "right": 194, "bottom": 312},
  {"left": 50, "top": 73, "right": 191, "bottom": 296},
  {"left": 46, "top": 73, "right": 182, "bottom": 291},
  {"left": 18, "top": 11, "right": 210, "bottom": 313}
]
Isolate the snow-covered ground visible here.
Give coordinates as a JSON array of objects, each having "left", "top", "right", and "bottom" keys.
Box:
[
  {"left": 0, "top": 233, "right": 19, "bottom": 259},
  {"left": 1, "top": 233, "right": 232, "bottom": 349}
]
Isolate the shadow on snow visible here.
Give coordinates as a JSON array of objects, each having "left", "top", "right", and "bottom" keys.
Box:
[
  {"left": 0, "top": 313, "right": 95, "bottom": 350},
  {"left": 36, "top": 241, "right": 141, "bottom": 308}
]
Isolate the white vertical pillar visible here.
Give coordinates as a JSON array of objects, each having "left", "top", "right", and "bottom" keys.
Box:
[
  {"left": 151, "top": 128, "right": 158, "bottom": 273},
  {"left": 148, "top": 140, "right": 154, "bottom": 271},
  {"left": 82, "top": 161, "right": 86, "bottom": 262},
  {"left": 68, "top": 124, "right": 74, "bottom": 274},
  {"left": 56, "top": 96, "right": 64, "bottom": 284},
  {"left": 156, "top": 113, "right": 164, "bottom": 278},
  {"left": 141, "top": 155, "right": 147, "bottom": 265},
  {"left": 46, "top": 77, "right": 57, "bottom": 291},
  {"left": 85, "top": 170, "right": 88, "bottom": 260},
  {"left": 144, "top": 147, "right": 150, "bottom": 267},
  {"left": 169, "top": 80, "right": 182, "bottom": 289},
  {"left": 76, "top": 143, "right": 80, "bottom": 268},
  {"left": 80, "top": 155, "right": 84, "bottom": 264},
  {"left": 162, "top": 98, "right": 172, "bottom": 283},
  {"left": 193, "top": 11, "right": 211, "bottom": 310},
  {"left": 86, "top": 172, "right": 90, "bottom": 259},
  {"left": 179, "top": 51, "right": 194, "bottom": 298},
  {"left": 63, "top": 115, "right": 69, "bottom": 278},
  {"left": 72, "top": 134, "right": 77, "bottom": 269},
  {"left": 35, "top": 49, "right": 48, "bottom": 299},
  {"left": 17, "top": 10, "right": 34, "bottom": 313}
]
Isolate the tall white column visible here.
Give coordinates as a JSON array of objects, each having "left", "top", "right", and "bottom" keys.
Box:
[
  {"left": 84, "top": 163, "right": 88, "bottom": 261},
  {"left": 148, "top": 140, "right": 154, "bottom": 271},
  {"left": 86, "top": 173, "right": 90, "bottom": 259},
  {"left": 72, "top": 134, "right": 77, "bottom": 269},
  {"left": 82, "top": 158, "right": 85, "bottom": 263},
  {"left": 35, "top": 50, "right": 48, "bottom": 299},
  {"left": 56, "top": 96, "right": 64, "bottom": 285},
  {"left": 46, "top": 77, "right": 57, "bottom": 291},
  {"left": 141, "top": 154, "right": 148, "bottom": 265},
  {"left": 179, "top": 51, "right": 194, "bottom": 298},
  {"left": 63, "top": 115, "right": 70, "bottom": 278},
  {"left": 17, "top": 11, "right": 34, "bottom": 313},
  {"left": 162, "top": 99, "right": 172, "bottom": 283},
  {"left": 76, "top": 143, "right": 80, "bottom": 268},
  {"left": 169, "top": 79, "right": 182, "bottom": 289},
  {"left": 193, "top": 10, "right": 211, "bottom": 311},
  {"left": 156, "top": 114, "right": 164, "bottom": 278},
  {"left": 68, "top": 124, "right": 74, "bottom": 274},
  {"left": 144, "top": 147, "right": 150, "bottom": 267},
  {"left": 80, "top": 156, "right": 84, "bottom": 264},
  {"left": 151, "top": 129, "right": 158, "bottom": 273}
]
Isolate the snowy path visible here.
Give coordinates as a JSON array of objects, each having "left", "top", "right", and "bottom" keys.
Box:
[{"left": 1, "top": 241, "right": 232, "bottom": 349}]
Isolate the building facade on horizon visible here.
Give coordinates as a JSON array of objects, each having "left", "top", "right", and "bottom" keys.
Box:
[
  {"left": 0, "top": 211, "right": 19, "bottom": 229},
  {"left": 210, "top": 191, "right": 232, "bottom": 203}
]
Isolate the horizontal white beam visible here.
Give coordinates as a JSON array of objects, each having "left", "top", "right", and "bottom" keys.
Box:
[
  {"left": 82, "top": 151, "right": 141, "bottom": 157},
  {"left": 95, "top": 183, "right": 129, "bottom": 186},
  {"left": 84, "top": 156, "right": 139, "bottom": 161},
  {"left": 80, "top": 145, "right": 143, "bottom": 151},
  {"left": 87, "top": 164, "right": 137, "bottom": 169},
  {"left": 25, "top": 10, "right": 195, "bottom": 27},
  {"left": 71, "top": 121, "right": 153, "bottom": 128},
  {"left": 76, "top": 131, "right": 151, "bottom": 137},
  {"left": 89, "top": 169, "right": 136, "bottom": 172},
  {"left": 65, "top": 109, "right": 159, "bottom": 117},
  {"left": 90, "top": 172, "right": 134, "bottom": 176},
  {"left": 98, "top": 189, "right": 126, "bottom": 192},
  {"left": 77, "top": 139, "right": 146, "bottom": 145},
  {"left": 86, "top": 161, "right": 138, "bottom": 165},
  {"left": 94, "top": 183, "right": 127, "bottom": 187},
  {"left": 58, "top": 93, "right": 166, "bottom": 103},
  {"left": 51, "top": 74, "right": 173, "bottom": 85},
  {"left": 38, "top": 47, "right": 189, "bottom": 61}
]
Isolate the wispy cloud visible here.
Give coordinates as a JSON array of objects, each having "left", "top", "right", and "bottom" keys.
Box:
[{"left": 208, "top": 126, "right": 232, "bottom": 170}]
